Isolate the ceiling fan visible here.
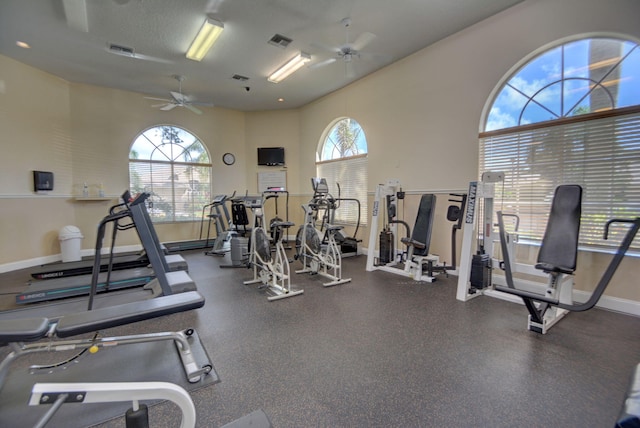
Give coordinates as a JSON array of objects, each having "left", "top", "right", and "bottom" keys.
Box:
[
  {"left": 145, "top": 75, "right": 213, "bottom": 115},
  {"left": 309, "top": 18, "right": 383, "bottom": 78}
]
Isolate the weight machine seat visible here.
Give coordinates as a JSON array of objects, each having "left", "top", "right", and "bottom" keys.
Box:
[
  {"left": 0, "top": 291, "right": 204, "bottom": 343},
  {"left": 406, "top": 194, "right": 436, "bottom": 257},
  {"left": 617, "top": 363, "right": 640, "bottom": 427},
  {"left": 55, "top": 291, "right": 204, "bottom": 338},
  {"left": 535, "top": 185, "right": 582, "bottom": 275},
  {"left": 0, "top": 317, "right": 50, "bottom": 343},
  {"left": 325, "top": 224, "right": 343, "bottom": 232}
]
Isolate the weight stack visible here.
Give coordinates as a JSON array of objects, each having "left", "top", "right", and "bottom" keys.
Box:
[
  {"left": 379, "top": 230, "right": 394, "bottom": 264},
  {"left": 470, "top": 253, "right": 491, "bottom": 289}
]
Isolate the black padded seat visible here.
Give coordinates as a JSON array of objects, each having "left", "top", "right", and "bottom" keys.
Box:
[
  {"left": 272, "top": 221, "right": 294, "bottom": 228},
  {"left": 400, "top": 237, "right": 426, "bottom": 250},
  {"left": 407, "top": 194, "right": 436, "bottom": 256},
  {"left": 535, "top": 185, "right": 582, "bottom": 275},
  {"left": 55, "top": 291, "right": 205, "bottom": 338},
  {"left": 0, "top": 317, "right": 50, "bottom": 343}
]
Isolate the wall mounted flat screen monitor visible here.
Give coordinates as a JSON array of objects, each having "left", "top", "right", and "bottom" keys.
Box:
[{"left": 257, "top": 147, "right": 285, "bottom": 166}]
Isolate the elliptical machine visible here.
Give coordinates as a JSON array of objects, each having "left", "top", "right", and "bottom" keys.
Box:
[
  {"left": 294, "top": 180, "right": 351, "bottom": 287},
  {"left": 243, "top": 196, "right": 303, "bottom": 301}
]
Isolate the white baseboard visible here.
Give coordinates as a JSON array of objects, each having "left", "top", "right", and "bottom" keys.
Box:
[
  {"left": 491, "top": 273, "right": 640, "bottom": 317},
  {"left": 0, "top": 245, "right": 144, "bottom": 274},
  {"left": 573, "top": 290, "right": 640, "bottom": 317}
]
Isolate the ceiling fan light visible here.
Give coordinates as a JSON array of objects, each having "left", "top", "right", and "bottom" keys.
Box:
[
  {"left": 268, "top": 52, "right": 311, "bottom": 83},
  {"left": 186, "top": 18, "right": 224, "bottom": 61}
]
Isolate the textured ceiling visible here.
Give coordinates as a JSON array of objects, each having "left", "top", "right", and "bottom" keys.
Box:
[{"left": 0, "top": 0, "right": 524, "bottom": 112}]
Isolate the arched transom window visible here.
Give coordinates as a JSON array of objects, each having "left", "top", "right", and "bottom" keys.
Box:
[
  {"left": 129, "top": 125, "right": 212, "bottom": 222},
  {"left": 481, "top": 36, "right": 640, "bottom": 250},
  {"left": 316, "top": 117, "right": 368, "bottom": 225}
]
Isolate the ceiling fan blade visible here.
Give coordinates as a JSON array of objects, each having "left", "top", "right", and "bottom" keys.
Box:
[
  {"left": 145, "top": 96, "right": 172, "bottom": 102},
  {"left": 192, "top": 101, "right": 215, "bottom": 107},
  {"left": 351, "top": 32, "right": 376, "bottom": 51},
  {"left": 309, "top": 58, "right": 338, "bottom": 69},
  {"left": 160, "top": 103, "right": 178, "bottom": 111},
  {"left": 184, "top": 104, "right": 203, "bottom": 115},
  {"left": 151, "top": 103, "right": 170, "bottom": 108},
  {"left": 310, "top": 41, "right": 340, "bottom": 54},
  {"left": 170, "top": 91, "right": 187, "bottom": 103}
]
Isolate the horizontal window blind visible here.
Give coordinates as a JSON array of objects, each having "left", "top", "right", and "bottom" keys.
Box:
[
  {"left": 480, "top": 110, "right": 640, "bottom": 250},
  {"left": 129, "top": 161, "right": 211, "bottom": 222},
  {"left": 317, "top": 155, "right": 368, "bottom": 226}
]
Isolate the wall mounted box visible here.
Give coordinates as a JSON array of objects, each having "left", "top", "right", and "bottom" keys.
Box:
[{"left": 33, "top": 171, "right": 54, "bottom": 192}]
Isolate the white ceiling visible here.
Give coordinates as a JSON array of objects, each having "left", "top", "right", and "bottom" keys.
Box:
[{"left": 0, "top": 0, "right": 524, "bottom": 112}]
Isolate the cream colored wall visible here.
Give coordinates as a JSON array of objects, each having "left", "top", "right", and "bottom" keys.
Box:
[
  {"left": 298, "top": 0, "right": 640, "bottom": 299},
  {"left": 245, "top": 110, "right": 300, "bottom": 194},
  {"left": 0, "top": 0, "right": 638, "bottom": 306},
  {"left": 0, "top": 56, "right": 76, "bottom": 264},
  {"left": 67, "top": 83, "right": 247, "bottom": 248}
]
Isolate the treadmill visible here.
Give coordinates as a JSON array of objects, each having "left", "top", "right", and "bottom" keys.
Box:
[
  {"left": 17, "top": 192, "right": 188, "bottom": 305},
  {"left": 163, "top": 194, "right": 232, "bottom": 252},
  {"left": 31, "top": 252, "right": 150, "bottom": 280}
]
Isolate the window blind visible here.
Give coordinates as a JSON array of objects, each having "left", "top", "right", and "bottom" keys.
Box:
[
  {"left": 317, "top": 155, "right": 368, "bottom": 226},
  {"left": 479, "top": 109, "right": 640, "bottom": 250}
]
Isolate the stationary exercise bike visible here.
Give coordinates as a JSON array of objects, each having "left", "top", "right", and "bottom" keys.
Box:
[
  {"left": 294, "top": 199, "right": 351, "bottom": 287},
  {"left": 243, "top": 196, "right": 303, "bottom": 301}
]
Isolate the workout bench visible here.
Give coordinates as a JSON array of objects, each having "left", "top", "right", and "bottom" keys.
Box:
[
  {"left": 494, "top": 184, "right": 640, "bottom": 334},
  {"left": 0, "top": 291, "right": 210, "bottom": 390}
]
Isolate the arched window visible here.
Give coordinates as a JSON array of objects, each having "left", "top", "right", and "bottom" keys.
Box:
[
  {"left": 129, "top": 125, "right": 211, "bottom": 222},
  {"left": 316, "top": 117, "right": 368, "bottom": 225},
  {"left": 481, "top": 36, "right": 640, "bottom": 249}
]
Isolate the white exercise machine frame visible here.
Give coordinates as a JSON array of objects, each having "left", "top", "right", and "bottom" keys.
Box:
[
  {"left": 29, "top": 381, "right": 196, "bottom": 428},
  {"left": 365, "top": 180, "right": 440, "bottom": 282},
  {"left": 295, "top": 203, "right": 351, "bottom": 287},
  {"left": 243, "top": 196, "right": 303, "bottom": 300},
  {"left": 455, "top": 172, "right": 575, "bottom": 333}
]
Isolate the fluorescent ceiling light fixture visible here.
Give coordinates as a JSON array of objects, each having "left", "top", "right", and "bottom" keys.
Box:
[
  {"left": 186, "top": 17, "right": 224, "bottom": 61},
  {"left": 268, "top": 52, "right": 311, "bottom": 83}
]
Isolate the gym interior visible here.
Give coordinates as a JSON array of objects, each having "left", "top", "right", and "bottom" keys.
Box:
[{"left": 1, "top": 0, "right": 640, "bottom": 427}]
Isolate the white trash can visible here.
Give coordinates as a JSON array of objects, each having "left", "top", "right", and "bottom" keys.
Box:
[{"left": 59, "top": 225, "right": 84, "bottom": 262}]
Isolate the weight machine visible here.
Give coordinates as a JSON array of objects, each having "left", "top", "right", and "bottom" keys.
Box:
[
  {"left": 365, "top": 180, "right": 463, "bottom": 282},
  {"left": 455, "top": 174, "right": 640, "bottom": 334}
]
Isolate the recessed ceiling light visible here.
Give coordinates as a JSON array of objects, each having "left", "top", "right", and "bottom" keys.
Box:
[
  {"left": 16, "top": 41, "right": 30, "bottom": 49},
  {"left": 278, "top": 98, "right": 284, "bottom": 102}
]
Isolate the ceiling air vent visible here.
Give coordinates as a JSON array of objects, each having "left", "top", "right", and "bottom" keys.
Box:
[
  {"left": 268, "top": 34, "right": 292, "bottom": 49},
  {"left": 232, "top": 74, "right": 250, "bottom": 82},
  {"left": 108, "top": 43, "right": 135, "bottom": 57}
]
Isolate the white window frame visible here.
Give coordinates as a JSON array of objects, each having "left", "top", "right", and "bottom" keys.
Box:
[
  {"left": 480, "top": 36, "right": 640, "bottom": 251},
  {"left": 316, "top": 118, "right": 368, "bottom": 226},
  {"left": 129, "top": 125, "right": 212, "bottom": 223}
]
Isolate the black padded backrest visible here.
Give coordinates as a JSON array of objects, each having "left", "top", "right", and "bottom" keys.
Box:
[
  {"left": 536, "top": 185, "right": 582, "bottom": 274},
  {"left": 411, "top": 194, "right": 436, "bottom": 256},
  {"left": 232, "top": 202, "right": 250, "bottom": 226}
]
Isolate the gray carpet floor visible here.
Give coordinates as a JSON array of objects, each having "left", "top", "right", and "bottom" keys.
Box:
[{"left": 1, "top": 249, "right": 640, "bottom": 427}]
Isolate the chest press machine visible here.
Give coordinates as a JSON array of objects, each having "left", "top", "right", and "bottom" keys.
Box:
[
  {"left": 494, "top": 185, "right": 640, "bottom": 334},
  {"left": 456, "top": 176, "right": 639, "bottom": 334}
]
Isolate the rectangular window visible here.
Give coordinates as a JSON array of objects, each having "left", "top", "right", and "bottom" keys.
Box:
[
  {"left": 129, "top": 161, "right": 211, "bottom": 222},
  {"left": 317, "top": 155, "right": 368, "bottom": 227},
  {"left": 479, "top": 109, "right": 640, "bottom": 250}
]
